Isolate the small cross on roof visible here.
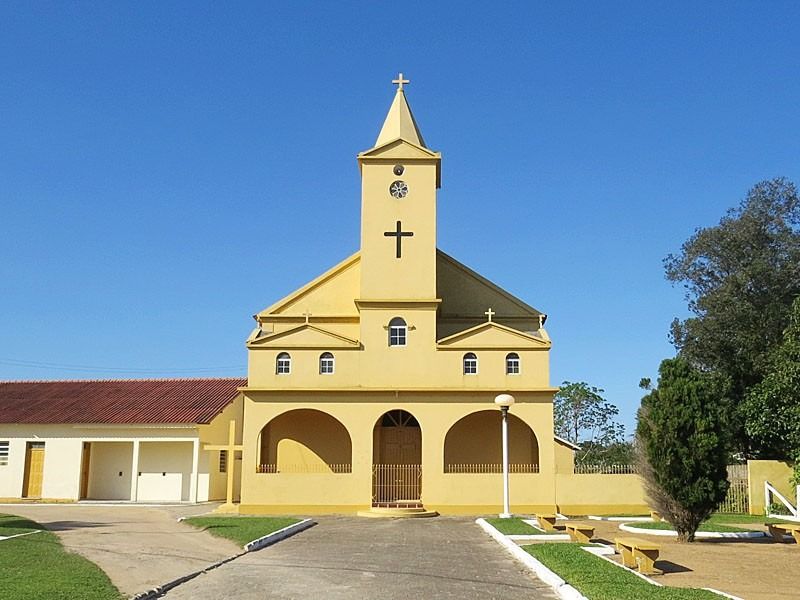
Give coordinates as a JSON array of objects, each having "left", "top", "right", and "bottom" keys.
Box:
[
  {"left": 485, "top": 308, "right": 495, "bottom": 322},
  {"left": 392, "top": 72, "right": 409, "bottom": 91}
]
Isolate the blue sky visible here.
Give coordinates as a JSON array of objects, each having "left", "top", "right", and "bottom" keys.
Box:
[{"left": 2, "top": 2, "right": 799, "bottom": 433}]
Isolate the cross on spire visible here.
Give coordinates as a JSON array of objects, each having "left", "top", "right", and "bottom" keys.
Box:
[
  {"left": 392, "top": 72, "right": 409, "bottom": 91},
  {"left": 485, "top": 308, "right": 495, "bottom": 322},
  {"left": 384, "top": 220, "right": 414, "bottom": 258}
]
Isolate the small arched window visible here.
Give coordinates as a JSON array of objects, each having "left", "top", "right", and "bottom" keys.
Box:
[
  {"left": 388, "top": 317, "right": 407, "bottom": 346},
  {"left": 506, "top": 352, "right": 520, "bottom": 375},
  {"left": 319, "top": 352, "right": 335, "bottom": 374},
  {"left": 463, "top": 352, "right": 478, "bottom": 375},
  {"left": 276, "top": 352, "right": 291, "bottom": 375}
]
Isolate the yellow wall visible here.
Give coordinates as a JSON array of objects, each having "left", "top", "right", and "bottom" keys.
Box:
[
  {"left": 747, "top": 459, "right": 796, "bottom": 515},
  {"left": 199, "top": 395, "right": 244, "bottom": 502},
  {"left": 555, "top": 474, "right": 648, "bottom": 515},
  {"left": 554, "top": 441, "right": 576, "bottom": 475}
]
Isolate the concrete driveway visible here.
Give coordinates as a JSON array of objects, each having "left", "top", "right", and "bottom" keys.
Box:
[
  {"left": 162, "top": 516, "right": 557, "bottom": 600},
  {"left": 2, "top": 503, "right": 239, "bottom": 598}
]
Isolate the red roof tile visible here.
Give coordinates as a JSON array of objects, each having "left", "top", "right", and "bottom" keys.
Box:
[{"left": 0, "top": 378, "right": 246, "bottom": 425}]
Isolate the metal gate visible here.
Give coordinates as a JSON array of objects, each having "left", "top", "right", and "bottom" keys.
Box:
[
  {"left": 718, "top": 464, "right": 749, "bottom": 514},
  {"left": 372, "top": 464, "right": 421, "bottom": 504}
]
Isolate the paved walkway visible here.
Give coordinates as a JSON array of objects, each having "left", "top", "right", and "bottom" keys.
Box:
[
  {"left": 3, "top": 503, "right": 239, "bottom": 598},
  {"left": 163, "top": 516, "right": 557, "bottom": 600}
]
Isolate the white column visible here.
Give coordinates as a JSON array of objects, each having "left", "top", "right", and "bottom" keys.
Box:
[
  {"left": 190, "top": 438, "right": 200, "bottom": 503},
  {"left": 500, "top": 406, "right": 511, "bottom": 518},
  {"left": 130, "top": 440, "right": 140, "bottom": 502}
]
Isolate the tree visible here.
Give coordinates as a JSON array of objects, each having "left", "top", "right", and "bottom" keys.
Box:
[
  {"left": 554, "top": 381, "right": 626, "bottom": 465},
  {"left": 664, "top": 177, "right": 800, "bottom": 454},
  {"left": 742, "top": 296, "right": 800, "bottom": 473},
  {"left": 636, "top": 357, "right": 731, "bottom": 542}
]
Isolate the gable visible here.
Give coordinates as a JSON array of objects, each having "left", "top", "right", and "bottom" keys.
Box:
[
  {"left": 437, "top": 321, "right": 550, "bottom": 349},
  {"left": 248, "top": 324, "right": 360, "bottom": 349},
  {"left": 358, "top": 138, "right": 440, "bottom": 160},
  {"left": 436, "top": 250, "right": 544, "bottom": 338},
  {"left": 258, "top": 252, "right": 360, "bottom": 318}
]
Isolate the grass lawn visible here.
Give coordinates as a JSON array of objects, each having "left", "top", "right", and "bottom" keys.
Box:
[
  {"left": 633, "top": 513, "right": 776, "bottom": 533},
  {"left": 0, "top": 514, "right": 122, "bottom": 600},
  {"left": 484, "top": 517, "right": 563, "bottom": 535},
  {"left": 709, "top": 512, "right": 783, "bottom": 524},
  {"left": 632, "top": 520, "right": 759, "bottom": 533},
  {"left": 183, "top": 516, "right": 301, "bottom": 547},
  {"left": 524, "top": 543, "right": 720, "bottom": 600}
]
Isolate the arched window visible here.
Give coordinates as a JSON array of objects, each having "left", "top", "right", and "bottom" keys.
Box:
[
  {"left": 276, "top": 352, "right": 291, "bottom": 374},
  {"left": 463, "top": 352, "right": 478, "bottom": 375},
  {"left": 388, "top": 317, "right": 407, "bottom": 346},
  {"left": 506, "top": 352, "right": 520, "bottom": 375},
  {"left": 319, "top": 352, "right": 335, "bottom": 374}
]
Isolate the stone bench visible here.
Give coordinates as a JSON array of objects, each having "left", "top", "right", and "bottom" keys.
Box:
[
  {"left": 767, "top": 522, "right": 800, "bottom": 544},
  {"left": 615, "top": 536, "right": 662, "bottom": 575},
  {"left": 564, "top": 522, "right": 594, "bottom": 543},
  {"left": 536, "top": 513, "right": 558, "bottom": 531}
]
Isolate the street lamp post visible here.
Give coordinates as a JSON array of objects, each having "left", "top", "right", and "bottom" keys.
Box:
[{"left": 495, "top": 393, "right": 515, "bottom": 518}]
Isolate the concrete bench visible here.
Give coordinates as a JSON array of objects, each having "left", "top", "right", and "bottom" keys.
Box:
[
  {"left": 767, "top": 522, "right": 800, "bottom": 544},
  {"left": 564, "top": 522, "right": 595, "bottom": 543},
  {"left": 536, "top": 513, "right": 558, "bottom": 531},
  {"left": 615, "top": 536, "right": 662, "bottom": 575}
]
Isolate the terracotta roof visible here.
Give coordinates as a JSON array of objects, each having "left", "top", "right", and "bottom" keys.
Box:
[{"left": 0, "top": 378, "right": 246, "bottom": 425}]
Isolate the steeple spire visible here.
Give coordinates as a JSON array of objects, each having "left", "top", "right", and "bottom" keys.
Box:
[{"left": 374, "top": 72, "right": 427, "bottom": 148}]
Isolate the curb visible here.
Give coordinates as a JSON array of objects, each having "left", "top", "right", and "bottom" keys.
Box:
[
  {"left": 619, "top": 523, "right": 766, "bottom": 539},
  {"left": 475, "top": 518, "right": 588, "bottom": 600},
  {"left": 132, "top": 518, "right": 315, "bottom": 600},
  {"left": 245, "top": 518, "right": 315, "bottom": 551}
]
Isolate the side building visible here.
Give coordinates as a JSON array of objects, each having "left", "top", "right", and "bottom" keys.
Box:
[{"left": 0, "top": 379, "right": 244, "bottom": 503}]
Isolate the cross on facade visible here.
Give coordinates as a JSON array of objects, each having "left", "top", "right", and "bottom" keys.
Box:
[
  {"left": 384, "top": 220, "right": 414, "bottom": 258},
  {"left": 203, "top": 420, "right": 243, "bottom": 509},
  {"left": 392, "top": 72, "right": 409, "bottom": 90},
  {"left": 302, "top": 310, "right": 312, "bottom": 324},
  {"left": 485, "top": 308, "right": 495, "bottom": 322}
]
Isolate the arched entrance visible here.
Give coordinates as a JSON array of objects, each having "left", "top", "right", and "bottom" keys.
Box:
[
  {"left": 372, "top": 409, "right": 422, "bottom": 505},
  {"left": 258, "top": 409, "right": 352, "bottom": 473},
  {"left": 443, "top": 410, "right": 539, "bottom": 473}
]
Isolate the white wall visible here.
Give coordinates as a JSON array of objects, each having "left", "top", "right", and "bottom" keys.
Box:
[
  {"left": 88, "top": 442, "right": 134, "bottom": 500},
  {"left": 136, "top": 442, "right": 193, "bottom": 502},
  {"left": 41, "top": 438, "right": 83, "bottom": 499},
  {"left": 0, "top": 438, "right": 28, "bottom": 499}
]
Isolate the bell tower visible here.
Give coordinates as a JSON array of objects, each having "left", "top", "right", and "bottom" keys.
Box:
[{"left": 357, "top": 74, "right": 442, "bottom": 301}]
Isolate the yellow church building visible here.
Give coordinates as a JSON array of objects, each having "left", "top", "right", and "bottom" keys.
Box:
[{"left": 238, "top": 75, "right": 578, "bottom": 515}]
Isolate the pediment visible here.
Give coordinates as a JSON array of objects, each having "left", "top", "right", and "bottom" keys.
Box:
[
  {"left": 248, "top": 324, "right": 360, "bottom": 349},
  {"left": 437, "top": 250, "right": 543, "bottom": 319},
  {"left": 358, "top": 138, "right": 440, "bottom": 160},
  {"left": 437, "top": 321, "right": 550, "bottom": 349},
  {"left": 257, "top": 252, "right": 360, "bottom": 318}
]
